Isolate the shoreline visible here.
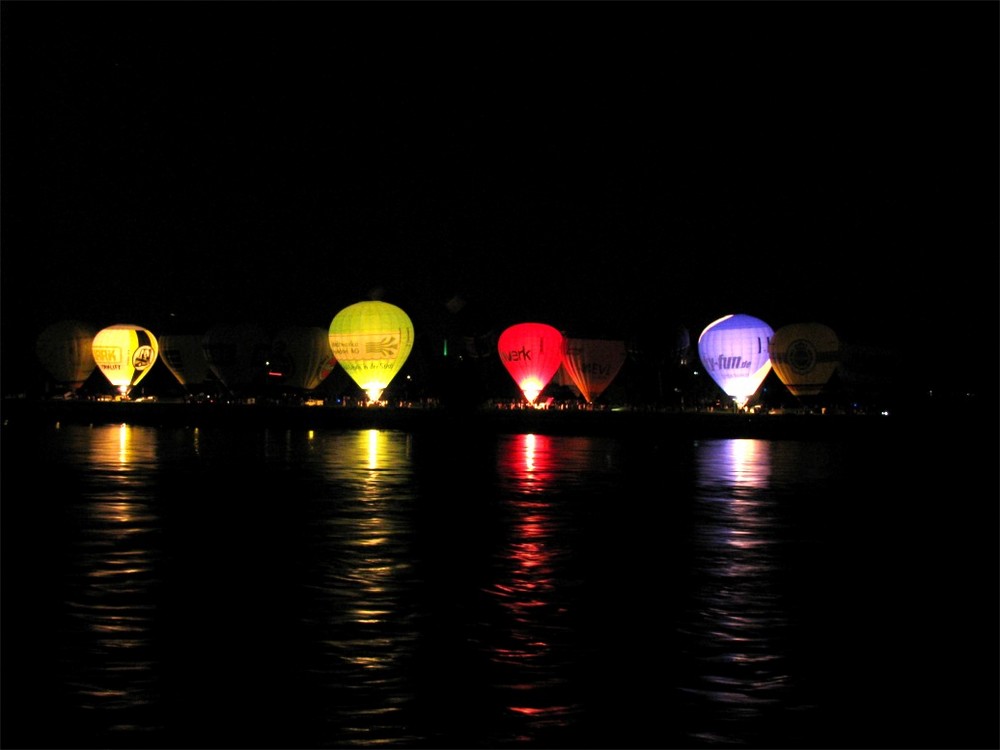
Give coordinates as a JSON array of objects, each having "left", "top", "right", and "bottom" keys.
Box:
[{"left": 0, "top": 397, "right": 972, "bottom": 440}]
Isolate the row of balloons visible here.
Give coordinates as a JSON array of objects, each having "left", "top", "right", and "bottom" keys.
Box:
[
  {"left": 35, "top": 301, "right": 418, "bottom": 402},
  {"left": 35, "top": 303, "right": 839, "bottom": 408},
  {"left": 497, "top": 314, "right": 839, "bottom": 409}
]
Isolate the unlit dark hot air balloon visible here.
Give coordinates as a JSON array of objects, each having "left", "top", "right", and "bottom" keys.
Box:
[
  {"left": 202, "top": 323, "right": 271, "bottom": 398},
  {"left": 768, "top": 322, "right": 840, "bottom": 399},
  {"left": 159, "top": 333, "right": 212, "bottom": 392},
  {"left": 35, "top": 319, "right": 97, "bottom": 393},
  {"left": 559, "top": 337, "right": 627, "bottom": 404},
  {"left": 270, "top": 326, "right": 338, "bottom": 392}
]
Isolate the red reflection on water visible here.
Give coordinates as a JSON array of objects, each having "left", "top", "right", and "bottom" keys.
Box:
[
  {"left": 487, "top": 434, "right": 581, "bottom": 741},
  {"left": 496, "top": 433, "right": 556, "bottom": 489}
]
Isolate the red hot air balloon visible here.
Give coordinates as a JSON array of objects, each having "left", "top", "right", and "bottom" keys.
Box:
[{"left": 497, "top": 322, "right": 564, "bottom": 405}]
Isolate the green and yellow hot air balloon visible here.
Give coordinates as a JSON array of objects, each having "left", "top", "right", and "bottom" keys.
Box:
[{"left": 328, "top": 300, "right": 414, "bottom": 403}]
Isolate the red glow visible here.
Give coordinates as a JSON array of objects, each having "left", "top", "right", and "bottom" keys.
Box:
[{"left": 497, "top": 323, "right": 565, "bottom": 404}]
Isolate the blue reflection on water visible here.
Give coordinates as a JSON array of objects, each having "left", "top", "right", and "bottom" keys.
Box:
[{"left": 679, "top": 439, "right": 805, "bottom": 747}]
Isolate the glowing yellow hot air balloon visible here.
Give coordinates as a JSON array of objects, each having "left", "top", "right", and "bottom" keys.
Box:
[
  {"left": 328, "top": 301, "right": 414, "bottom": 403},
  {"left": 92, "top": 323, "right": 159, "bottom": 398}
]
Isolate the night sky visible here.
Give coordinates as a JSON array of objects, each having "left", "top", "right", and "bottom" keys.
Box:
[{"left": 2, "top": 1, "right": 997, "bottom": 397}]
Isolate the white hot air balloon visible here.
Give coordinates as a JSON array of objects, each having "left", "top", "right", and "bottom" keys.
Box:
[{"left": 697, "top": 313, "right": 774, "bottom": 410}]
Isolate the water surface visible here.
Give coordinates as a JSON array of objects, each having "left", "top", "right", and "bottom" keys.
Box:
[{"left": 2, "top": 421, "right": 996, "bottom": 748}]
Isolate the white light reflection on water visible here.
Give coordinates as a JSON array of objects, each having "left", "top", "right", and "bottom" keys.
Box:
[
  {"left": 63, "top": 423, "right": 164, "bottom": 739},
  {"left": 679, "top": 438, "right": 804, "bottom": 746},
  {"left": 308, "top": 429, "right": 420, "bottom": 747}
]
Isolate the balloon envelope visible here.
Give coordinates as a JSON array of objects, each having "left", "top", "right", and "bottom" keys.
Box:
[
  {"left": 159, "top": 333, "right": 212, "bottom": 389},
  {"left": 497, "top": 322, "right": 565, "bottom": 404},
  {"left": 328, "top": 301, "right": 414, "bottom": 402},
  {"left": 35, "top": 319, "right": 97, "bottom": 391},
  {"left": 270, "top": 326, "right": 338, "bottom": 391},
  {"left": 202, "top": 323, "right": 271, "bottom": 395},
  {"left": 560, "top": 338, "right": 627, "bottom": 404},
  {"left": 92, "top": 323, "right": 159, "bottom": 396},
  {"left": 768, "top": 322, "right": 840, "bottom": 398},
  {"left": 669, "top": 323, "right": 692, "bottom": 367},
  {"left": 697, "top": 314, "right": 774, "bottom": 408}
]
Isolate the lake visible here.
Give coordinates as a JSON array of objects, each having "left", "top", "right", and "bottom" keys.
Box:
[{"left": 1, "top": 409, "right": 996, "bottom": 749}]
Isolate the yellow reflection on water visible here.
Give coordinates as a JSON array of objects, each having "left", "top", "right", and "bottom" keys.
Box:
[
  {"left": 65, "top": 425, "right": 162, "bottom": 734},
  {"left": 367, "top": 428, "right": 379, "bottom": 470},
  {"left": 85, "top": 422, "right": 160, "bottom": 470},
  {"left": 312, "top": 430, "right": 418, "bottom": 746}
]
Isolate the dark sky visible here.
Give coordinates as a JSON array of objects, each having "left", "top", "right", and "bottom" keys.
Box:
[{"left": 2, "top": 1, "right": 997, "bottom": 394}]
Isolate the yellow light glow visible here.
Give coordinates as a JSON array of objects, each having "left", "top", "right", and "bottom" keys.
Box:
[{"left": 519, "top": 378, "right": 544, "bottom": 404}]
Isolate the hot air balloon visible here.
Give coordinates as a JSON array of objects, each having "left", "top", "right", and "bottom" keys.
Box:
[
  {"left": 768, "top": 322, "right": 840, "bottom": 399},
  {"left": 35, "top": 319, "right": 97, "bottom": 393},
  {"left": 560, "top": 337, "right": 627, "bottom": 405},
  {"left": 202, "top": 323, "right": 271, "bottom": 398},
  {"left": 669, "top": 323, "right": 691, "bottom": 368},
  {"left": 92, "top": 323, "right": 159, "bottom": 398},
  {"left": 270, "top": 326, "right": 338, "bottom": 392},
  {"left": 328, "top": 301, "right": 414, "bottom": 403},
  {"left": 697, "top": 314, "right": 774, "bottom": 410},
  {"left": 159, "top": 333, "right": 212, "bottom": 392},
  {"left": 497, "top": 322, "right": 564, "bottom": 405}
]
